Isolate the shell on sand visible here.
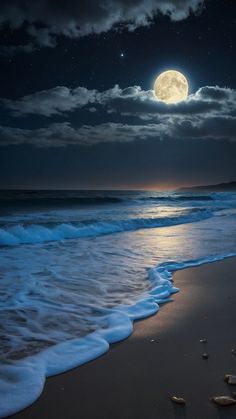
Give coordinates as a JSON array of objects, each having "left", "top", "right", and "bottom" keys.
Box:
[
  {"left": 211, "top": 396, "right": 236, "bottom": 406},
  {"left": 170, "top": 396, "right": 186, "bottom": 405},
  {"left": 224, "top": 374, "right": 236, "bottom": 385}
]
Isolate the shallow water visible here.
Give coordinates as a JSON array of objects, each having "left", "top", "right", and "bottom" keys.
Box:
[{"left": 0, "top": 190, "right": 236, "bottom": 417}]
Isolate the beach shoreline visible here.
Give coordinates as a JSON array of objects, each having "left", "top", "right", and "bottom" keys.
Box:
[{"left": 9, "top": 257, "right": 236, "bottom": 419}]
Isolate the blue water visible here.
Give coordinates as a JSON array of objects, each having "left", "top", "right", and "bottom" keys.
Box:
[{"left": 0, "top": 190, "right": 236, "bottom": 417}]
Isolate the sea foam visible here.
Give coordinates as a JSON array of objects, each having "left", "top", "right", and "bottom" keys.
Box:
[{"left": 0, "top": 252, "right": 235, "bottom": 418}]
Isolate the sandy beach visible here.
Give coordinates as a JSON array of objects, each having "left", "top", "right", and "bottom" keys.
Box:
[{"left": 9, "top": 257, "right": 236, "bottom": 419}]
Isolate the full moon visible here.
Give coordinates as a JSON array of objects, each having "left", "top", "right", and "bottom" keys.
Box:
[{"left": 154, "top": 70, "right": 188, "bottom": 104}]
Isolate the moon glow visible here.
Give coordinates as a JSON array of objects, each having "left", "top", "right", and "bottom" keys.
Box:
[{"left": 154, "top": 70, "right": 188, "bottom": 104}]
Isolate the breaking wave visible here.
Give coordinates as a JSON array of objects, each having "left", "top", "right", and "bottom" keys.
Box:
[{"left": 0, "top": 210, "right": 213, "bottom": 246}]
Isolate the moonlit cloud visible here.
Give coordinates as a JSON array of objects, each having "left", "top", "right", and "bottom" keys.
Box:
[
  {"left": 2, "top": 87, "right": 97, "bottom": 117},
  {"left": 3, "top": 84, "right": 235, "bottom": 118},
  {"left": 0, "top": 122, "right": 164, "bottom": 147},
  {"left": 1, "top": 83, "right": 235, "bottom": 148},
  {"left": 0, "top": 0, "right": 204, "bottom": 52},
  {"left": 2, "top": 84, "right": 235, "bottom": 131},
  {"left": 96, "top": 84, "right": 235, "bottom": 118},
  {"left": 0, "top": 113, "right": 235, "bottom": 148}
]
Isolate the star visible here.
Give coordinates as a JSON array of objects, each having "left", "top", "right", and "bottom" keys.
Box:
[{"left": 120, "top": 52, "right": 124, "bottom": 58}]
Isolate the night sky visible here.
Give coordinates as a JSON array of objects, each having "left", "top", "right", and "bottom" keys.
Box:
[{"left": 0, "top": 0, "right": 235, "bottom": 189}]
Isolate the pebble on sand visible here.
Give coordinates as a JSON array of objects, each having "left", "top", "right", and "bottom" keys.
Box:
[
  {"left": 170, "top": 396, "right": 186, "bottom": 405},
  {"left": 211, "top": 396, "right": 236, "bottom": 406},
  {"left": 224, "top": 374, "right": 236, "bottom": 385}
]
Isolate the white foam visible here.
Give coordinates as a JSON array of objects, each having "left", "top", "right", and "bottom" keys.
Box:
[
  {"left": 0, "top": 210, "right": 213, "bottom": 246},
  {"left": 0, "top": 252, "right": 235, "bottom": 418},
  {"left": 0, "top": 361, "right": 45, "bottom": 418}
]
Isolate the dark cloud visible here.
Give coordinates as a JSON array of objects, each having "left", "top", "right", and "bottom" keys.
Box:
[
  {"left": 2, "top": 86, "right": 97, "bottom": 117},
  {"left": 0, "top": 114, "right": 235, "bottom": 148},
  {"left": 0, "top": 122, "right": 164, "bottom": 147},
  {"left": 0, "top": 43, "right": 36, "bottom": 56},
  {"left": 171, "top": 115, "right": 236, "bottom": 140},
  {"left": 1, "top": 83, "right": 235, "bottom": 148},
  {"left": 196, "top": 86, "right": 234, "bottom": 101},
  {"left": 0, "top": 0, "right": 204, "bottom": 51},
  {"left": 97, "top": 85, "right": 234, "bottom": 118},
  {"left": 2, "top": 84, "right": 235, "bottom": 119}
]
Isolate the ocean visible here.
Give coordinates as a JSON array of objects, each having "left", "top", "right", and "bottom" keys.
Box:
[{"left": 0, "top": 189, "right": 236, "bottom": 417}]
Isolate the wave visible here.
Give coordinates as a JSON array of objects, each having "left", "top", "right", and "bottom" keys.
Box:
[
  {"left": 1, "top": 191, "right": 235, "bottom": 213},
  {"left": 0, "top": 195, "right": 123, "bottom": 206},
  {"left": 0, "top": 252, "right": 235, "bottom": 418},
  {"left": 0, "top": 210, "right": 213, "bottom": 246},
  {"left": 140, "top": 195, "right": 214, "bottom": 202}
]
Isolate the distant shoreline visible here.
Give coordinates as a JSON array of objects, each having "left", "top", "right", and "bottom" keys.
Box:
[{"left": 178, "top": 180, "right": 236, "bottom": 192}]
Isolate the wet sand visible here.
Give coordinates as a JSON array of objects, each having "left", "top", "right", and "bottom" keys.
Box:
[{"left": 11, "top": 257, "right": 236, "bottom": 419}]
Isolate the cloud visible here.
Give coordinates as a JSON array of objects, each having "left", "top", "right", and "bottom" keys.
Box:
[
  {"left": 1, "top": 83, "right": 235, "bottom": 148},
  {"left": 96, "top": 84, "right": 235, "bottom": 118},
  {"left": 0, "top": 43, "right": 36, "bottom": 56},
  {"left": 3, "top": 84, "right": 235, "bottom": 120},
  {"left": 0, "top": 122, "right": 163, "bottom": 147},
  {"left": 2, "top": 86, "right": 97, "bottom": 117},
  {"left": 0, "top": 0, "right": 204, "bottom": 51},
  {"left": 171, "top": 115, "right": 236, "bottom": 140},
  {"left": 0, "top": 112, "right": 235, "bottom": 148}
]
